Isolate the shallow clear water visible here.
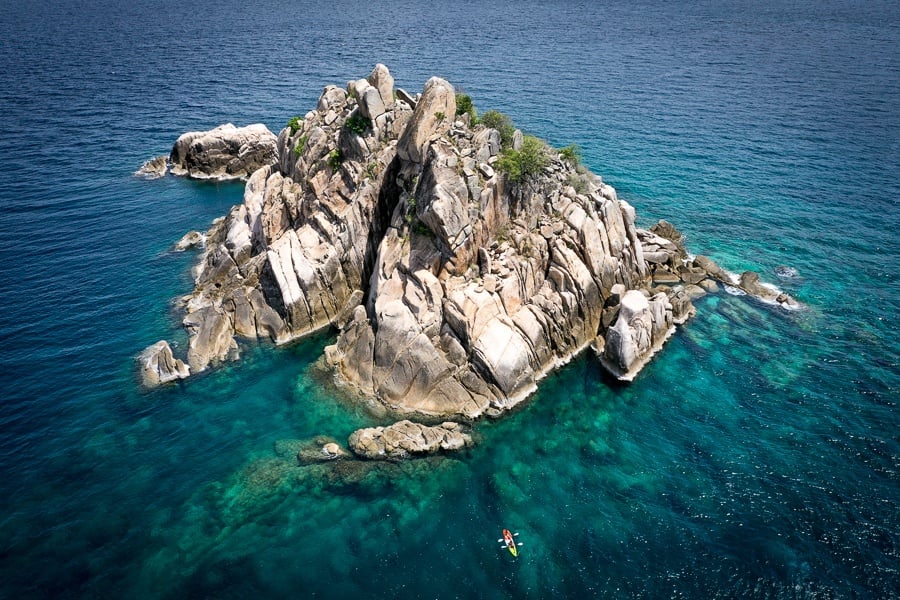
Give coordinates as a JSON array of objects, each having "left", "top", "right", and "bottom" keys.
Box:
[{"left": 0, "top": 0, "right": 897, "bottom": 597}]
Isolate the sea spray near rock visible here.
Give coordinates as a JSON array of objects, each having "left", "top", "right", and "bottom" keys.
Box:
[{"left": 138, "top": 66, "right": 797, "bottom": 418}]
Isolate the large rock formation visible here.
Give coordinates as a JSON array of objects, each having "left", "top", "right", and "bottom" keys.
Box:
[
  {"left": 169, "top": 123, "right": 278, "bottom": 180},
  {"left": 139, "top": 66, "right": 797, "bottom": 413}
]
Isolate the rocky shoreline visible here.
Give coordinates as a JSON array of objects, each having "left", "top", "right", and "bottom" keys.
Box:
[{"left": 137, "top": 65, "right": 798, "bottom": 457}]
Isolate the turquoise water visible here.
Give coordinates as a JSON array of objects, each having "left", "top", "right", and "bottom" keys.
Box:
[{"left": 1, "top": 0, "right": 897, "bottom": 597}]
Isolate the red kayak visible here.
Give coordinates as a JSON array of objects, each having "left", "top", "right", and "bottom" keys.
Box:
[{"left": 501, "top": 529, "right": 519, "bottom": 557}]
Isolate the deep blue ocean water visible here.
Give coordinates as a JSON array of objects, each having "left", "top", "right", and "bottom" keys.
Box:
[{"left": 1, "top": 0, "right": 897, "bottom": 597}]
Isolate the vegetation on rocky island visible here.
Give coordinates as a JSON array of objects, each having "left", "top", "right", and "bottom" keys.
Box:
[
  {"left": 559, "top": 143, "right": 581, "bottom": 166},
  {"left": 455, "top": 93, "right": 477, "bottom": 122},
  {"left": 496, "top": 135, "right": 549, "bottom": 183},
  {"left": 479, "top": 110, "right": 515, "bottom": 148},
  {"left": 344, "top": 112, "right": 371, "bottom": 135},
  {"left": 287, "top": 116, "right": 303, "bottom": 135},
  {"left": 327, "top": 148, "right": 342, "bottom": 170}
]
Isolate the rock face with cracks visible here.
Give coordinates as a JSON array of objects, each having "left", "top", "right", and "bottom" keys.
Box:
[
  {"left": 169, "top": 123, "right": 278, "bottom": 180},
  {"left": 139, "top": 65, "right": 798, "bottom": 417}
]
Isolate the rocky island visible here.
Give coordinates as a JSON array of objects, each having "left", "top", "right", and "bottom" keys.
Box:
[{"left": 138, "top": 65, "right": 797, "bottom": 457}]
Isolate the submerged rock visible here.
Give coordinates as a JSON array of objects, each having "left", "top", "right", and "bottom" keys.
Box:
[
  {"left": 774, "top": 265, "right": 799, "bottom": 278},
  {"left": 275, "top": 436, "right": 351, "bottom": 464},
  {"left": 169, "top": 123, "right": 278, "bottom": 180}
]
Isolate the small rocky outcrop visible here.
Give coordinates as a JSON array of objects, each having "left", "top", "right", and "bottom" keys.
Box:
[
  {"left": 348, "top": 420, "right": 472, "bottom": 459},
  {"left": 137, "top": 340, "right": 190, "bottom": 386},
  {"left": 174, "top": 230, "right": 205, "bottom": 251},
  {"left": 169, "top": 123, "right": 278, "bottom": 180},
  {"left": 139, "top": 65, "right": 799, "bottom": 415},
  {"left": 135, "top": 155, "right": 168, "bottom": 178},
  {"left": 636, "top": 222, "right": 799, "bottom": 309},
  {"left": 600, "top": 290, "right": 675, "bottom": 381}
]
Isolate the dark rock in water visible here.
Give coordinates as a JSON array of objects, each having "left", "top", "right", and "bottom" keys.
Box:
[
  {"left": 738, "top": 271, "right": 801, "bottom": 309},
  {"left": 738, "top": 271, "right": 778, "bottom": 300},
  {"left": 774, "top": 265, "right": 798, "bottom": 278}
]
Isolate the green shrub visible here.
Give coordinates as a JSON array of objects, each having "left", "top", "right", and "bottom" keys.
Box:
[
  {"left": 559, "top": 143, "right": 582, "bottom": 166},
  {"left": 344, "top": 112, "right": 371, "bottom": 135},
  {"left": 293, "top": 135, "right": 308, "bottom": 156},
  {"left": 287, "top": 116, "right": 303, "bottom": 135},
  {"left": 327, "top": 149, "right": 343, "bottom": 170},
  {"left": 406, "top": 195, "right": 417, "bottom": 226},
  {"left": 479, "top": 110, "right": 515, "bottom": 148},
  {"left": 414, "top": 222, "right": 433, "bottom": 237},
  {"left": 455, "top": 93, "right": 477, "bottom": 122},
  {"left": 496, "top": 135, "right": 549, "bottom": 183},
  {"left": 435, "top": 111, "right": 446, "bottom": 122},
  {"left": 567, "top": 172, "right": 589, "bottom": 195}
]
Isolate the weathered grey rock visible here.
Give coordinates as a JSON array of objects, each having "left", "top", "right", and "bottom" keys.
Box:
[
  {"left": 649, "top": 219, "right": 686, "bottom": 250},
  {"left": 138, "top": 340, "right": 189, "bottom": 387},
  {"left": 600, "top": 290, "right": 675, "bottom": 381},
  {"left": 511, "top": 129, "right": 524, "bottom": 151},
  {"left": 317, "top": 85, "right": 348, "bottom": 112},
  {"left": 699, "top": 278, "right": 720, "bottom": 293},
  {"left": 348, "top": 420, "right": 472, "bottom": 460},
  {"left": 359, "top": 85, "right": 386, "bottom": 120},
  {"left": 183, "top": 306, "right": 239, "bottom": 372},
  {"left": 473, "top": 128, "right": 501, "bottom": 162},
  {"left": 397, "top": 77, "right": 456, "bottom": 164},
  {"left": 368, "top": 63, "right": 395, "bottom": 109},
  {"left": 652, "top": 268, "right": 681, "bottom": 285},
  {"left": 683, "top": 284, "right": 707, "bottom": 300},
  {"left": 169, "top": 123, "right": 277, "bottom": 180},
  {"left": 693, "top": 255, "right": 731, "bottom": 282},
  {"left": 135, "top": 155, "right": 168, "bottom": 178},
  {"left": 396, "top": 88, "right": 417, "bottom": 109}
]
